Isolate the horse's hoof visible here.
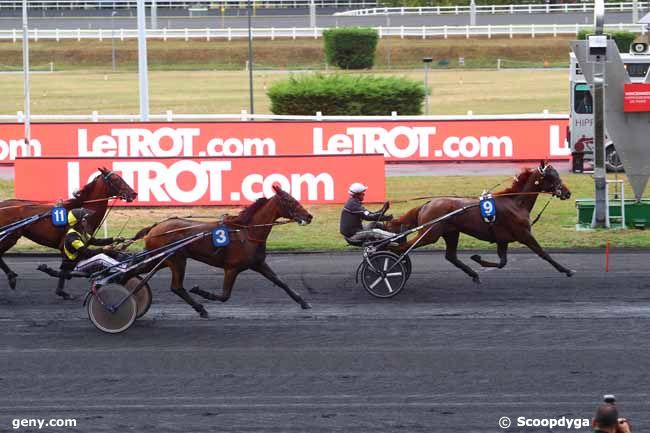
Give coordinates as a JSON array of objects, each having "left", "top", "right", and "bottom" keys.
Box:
[
  {"left": 472, "top": 276, "right": 481, "bottom": 284},
  {"left": 470, "top": 254, "right": 481, "bottom": 263},
  {"left": 8, "top": 275, "right": 17, "bottom": 290},
  {"left": 189, "top": 285, "right": 200, "bottom": 294},
  {"left": 198, "top": 307, "right": 209, "bottom": 318},
  {"left": 57, "top": 291, "right": 77, "bottom": 301},
  {"left": 300, "top": 300, "right": 312, "bottom": 310},
  {"left": 566, "top": 269, "right": 576, "bottom": 277}
]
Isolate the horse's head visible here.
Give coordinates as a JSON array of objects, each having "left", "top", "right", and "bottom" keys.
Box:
[
  {"left": 272, "top": 184, "right": 313, "bottom": 225},
  {"left": 536, "top": 161, "right": 571, "bottom": 200},
  {"left": 98, "top": 167, "right": 138, "bottom": 202}
]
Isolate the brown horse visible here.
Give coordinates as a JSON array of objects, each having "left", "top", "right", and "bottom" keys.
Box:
[
  {"left": 133, "top": 185, "right": 313, "bottom": 318},
  {"left": 385, "top": 161, "right": 573, "bottom": 283},
  {"left": 0, "top": 167, "right": 137, "bottom": 298}
]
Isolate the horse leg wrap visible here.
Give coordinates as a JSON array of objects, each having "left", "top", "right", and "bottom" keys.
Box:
[{"left": 7, "top": 271, "right": 17, "bottom": 290}]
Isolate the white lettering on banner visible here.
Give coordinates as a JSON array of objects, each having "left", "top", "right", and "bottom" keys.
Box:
[
  {"left": 441, "top": 135, "right": 513, "bottom": 158},
  {"left": 0, "top": 138, "right": 41, "bottom": 160},
  {"left": 241, "top": 173, "right": 334, "bottom": 201},
  {"left": 205, "top": 137, "right": 276, "bottom": 156},
  {"left": 65, "top": 161, "right": 335, "bottom": 204},
  {"left": 549, "top": 124, "right": 571, "bottom": 156},
  {"left": 114, "top": 161, "right": 232, "bottom": 202},
  {"left": 78, "top": 127, "right": 200, "bottom": 157},
  {"left": 313, "top": 126, "right": 436, "bottom": 158}
]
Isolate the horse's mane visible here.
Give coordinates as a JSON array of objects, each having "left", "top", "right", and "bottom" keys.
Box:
[
  {"left": 224, "top": 197, "right": 269, "bottom": 225},
  {"left": 495, "top": 168, "right": 536, "bottom": 195},
  {"left": 72, "top": 173, "right": 99, "bottom": 200},
  {"left": 387, "top": 205, "right": 422, "bottom": 232}
]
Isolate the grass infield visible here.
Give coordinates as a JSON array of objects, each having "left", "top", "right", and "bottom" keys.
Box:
[{"left": 1, "top": 173, "right": 649, "bottom": 253}]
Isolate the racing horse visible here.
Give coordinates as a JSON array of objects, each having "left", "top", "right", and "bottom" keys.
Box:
[
  {"left": 386, "top": 161, "right": 573, "bottom": 283},
  {"left": 133, "top": 185, "right": 313, "bottom": 318},
  {"left": 0, "top": 167, "right": 137, "bottom": 298}
]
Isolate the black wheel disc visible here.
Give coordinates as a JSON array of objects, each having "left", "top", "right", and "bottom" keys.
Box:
[{"left": 360, "top": 252, "right": 408, "bottom": 298}]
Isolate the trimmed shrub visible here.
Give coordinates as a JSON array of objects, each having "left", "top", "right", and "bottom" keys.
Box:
[
  {"left": 323, "top": 27, "right": 378, "bottom": 70},
  {"left": 267, "top": 73, "right": 425, "bottom": 115},
  {"left": 577, "top": 29, "right": 638, "bottom": 53}
]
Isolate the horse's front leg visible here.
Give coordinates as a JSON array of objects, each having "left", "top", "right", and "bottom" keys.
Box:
[
  {"left": 519, "top": 233, "right": 575, "bottom": 277},
  {"left": 443, "top": 231, "right": 481, "bottom": 284},
  {"left": 190, "top": 267, "right": 241, "bottom": 303},
  {"left": 471, "top": 242, "right": 508, "bottom": 269},
  {"left": 251, "top": 261, "right": 311, "bottom": 309},
  {"left": 166, "top": 257, "right": 209, "bottom": 318}
]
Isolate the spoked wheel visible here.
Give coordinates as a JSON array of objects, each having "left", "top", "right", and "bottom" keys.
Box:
[
  {"left": 87, "top": 284, "right": 137, "bottom": 334},
  {"left": 360, "top": 251, "right": 408, "bottom": 298},
  {"left": 124, "top": 276, "right": 153, "bottom": 319}
]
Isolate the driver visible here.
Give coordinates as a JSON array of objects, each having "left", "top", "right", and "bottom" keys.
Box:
[
  {"left": 60, "top": 208, "right": 127, "bottom": 275},
  {"left": 340, "top": 182, "right": 395, "bottom": 245}
]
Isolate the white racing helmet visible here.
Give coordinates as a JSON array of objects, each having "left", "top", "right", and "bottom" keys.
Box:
[{"left": 348, "top": 182, "right": 368, "bottom": 195}]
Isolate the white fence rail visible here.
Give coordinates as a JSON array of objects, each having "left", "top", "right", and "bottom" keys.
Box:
[
  {"left": 2, "top": 111, "right": 568, "bottom": 122},
  {"left": 336, "top": 1, "right": 650, "bottom": 16},
  {"left": 0, "top": 0, "right": 378, "bottom": 9},
  {"left": 0, "top": 23, "right": 644, "bottom": 41}
]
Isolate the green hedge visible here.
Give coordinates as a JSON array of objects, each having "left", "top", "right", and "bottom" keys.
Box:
[
  {"left": 323, "top": 27, "right": 378, "bottom": 70},
  {"left": 577, "top": 29, "right": 638, "bottom": 53},
  {"left": 267, "top": 74, "right": 425, "bottom": 115}
]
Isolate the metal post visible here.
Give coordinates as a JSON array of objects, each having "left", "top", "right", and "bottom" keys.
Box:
[
  {"left": 137, "top": 0, "right": 149, "bottom": 121},
  {"left": 309, "top": 0, "right": 316, "bottom": 28},
  {"left": 386, "top": 14, "right": 391, "bottom": 67},
  {"left": 22, "top": 0, "right": 31, "bottom": 154},
  {"left": 591, "top": 0, "right": 608, "bottom": 228},
  {"left": 247, "top": 0, "right": 254, "bottom": 115},
  {"left": 151, "top": 0, "right": 158, "bottom": 30},
  {"left": 111, "top": 10, "right": 117, "bottom": 72},
  {"left": 422, "top": 57, "right": 432, "bottom": 115},
  {"left": 633, "top": 0, "right": 639, "bottom": 26},
  {"left": 470, "top": 0, "right": 476, "bottom": 26}
]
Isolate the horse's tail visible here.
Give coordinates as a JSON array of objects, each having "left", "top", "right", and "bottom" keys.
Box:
[{"left": 132, "top": 223, "right": 157, "bottom": 241}]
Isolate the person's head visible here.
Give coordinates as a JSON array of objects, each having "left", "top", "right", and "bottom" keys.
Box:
[
  {"left": 592, "top": 403, "right": 619, "bottom": 432},
  {"left": 348, "top": 182, "right": 368, "bottom": 201},
  {"left": 68, "top": 208, "right": 95, "bottom": 234}
]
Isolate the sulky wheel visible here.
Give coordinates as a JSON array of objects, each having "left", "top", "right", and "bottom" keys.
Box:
[
  {"left": 124, "top": 276, "right": 153, "bottom": 319},
  {"left": 87, "top": 284, "right": 137, "bottom": 334},
  {"left": 360, "top": 251, "right": 408, "bottom": 298}
]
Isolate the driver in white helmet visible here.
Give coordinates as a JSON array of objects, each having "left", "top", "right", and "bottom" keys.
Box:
[{"left": 340, "top": 182, "right": 395, "bottom": 245}]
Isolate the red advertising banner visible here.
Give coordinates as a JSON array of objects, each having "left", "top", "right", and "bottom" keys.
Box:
[
  {"left": 0, "top": 119, "right": 570, "bottom": 164},
  {"left": 624, "top": 83, "right": 650, "bottom": 112},
  {"left": 14, "top": 155, "right": 385, "bottom": 206}
]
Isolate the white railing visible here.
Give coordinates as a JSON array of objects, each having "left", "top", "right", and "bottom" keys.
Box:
[
  {"left": 0, "top": 24, "right": 643, "bottom": 41},
  {"left": 0, "top": 0, "right": 378, "bottom": 9},
  {"left": 2, "top": 110, "right": 568, "bottom": 123},
  {"left": 335, "top": 1, "right": 650, "bottom": 16}
]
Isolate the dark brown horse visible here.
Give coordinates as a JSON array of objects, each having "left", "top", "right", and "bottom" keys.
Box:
[
  {"left": 0, "top": 167, "right": 137, "bottom": 297},
  {"left": 386, "top": 161, "right": 573, "bottom": 283},
  {"left": 133, "top": 185, "right": 313, "bottom": 318}
]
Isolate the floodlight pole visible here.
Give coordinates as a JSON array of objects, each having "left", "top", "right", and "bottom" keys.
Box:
[
  {"left": 22, "top": 0, "right": 31, "bottom": 154},
  {"left": 111, "top": 10, "right": 117, "bottom": 72},
  {"left": 470, "top": 0, "right": 476, "bottom": 26},
  {"left": 591, "top": 0, "right": 608, "bottom": 227},
  {"left": 422, "top": 57, "right": 433, "bottom": 115},
  {"left": 137, "top": 0, "right": 150, "bottom": 121},
  {"left": 247, "top": 0, "right": 254, "bottom": 114}
]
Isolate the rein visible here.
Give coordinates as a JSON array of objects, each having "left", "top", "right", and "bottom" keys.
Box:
[{"left": 140, "top": 219, "right": 296, "bottom": 241}]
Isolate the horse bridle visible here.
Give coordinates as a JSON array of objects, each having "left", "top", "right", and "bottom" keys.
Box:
[
  {"left": 100, "top": 170, "right": 126, "bottom": 199},
  {"left": 536, "top": 164, "right": 564, "bottom": 197}
]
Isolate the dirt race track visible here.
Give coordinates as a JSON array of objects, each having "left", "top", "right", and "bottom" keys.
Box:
[{"left": 1, "top": 251, "right": 649, "bottom": 433}]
